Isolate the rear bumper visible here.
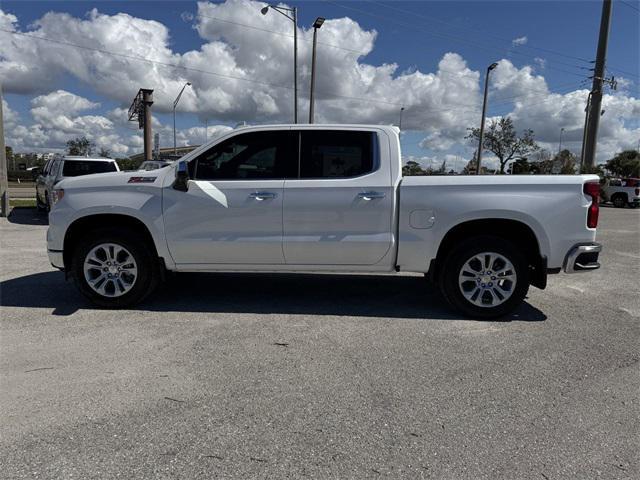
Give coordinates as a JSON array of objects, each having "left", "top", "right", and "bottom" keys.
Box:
[{"left": 563, "top": 243, "right": 602, "bottom": 273}]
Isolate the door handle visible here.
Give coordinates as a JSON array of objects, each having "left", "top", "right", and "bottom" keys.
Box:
[
  {"left": 357, "top": 191, "right": 385, "bottom": 200},
  {"left": 249, "top": 191, "right": 277, "bottom": 201}
]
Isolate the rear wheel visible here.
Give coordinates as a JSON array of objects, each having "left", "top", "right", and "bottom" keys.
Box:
[
  {"left": 71, "top": 228, "right": 160, "bottom": 307},
  {"left": 612, "top": 194, "right": 627, "bottom": 208},
  {"left": 440, "top": 236, "right": 529, "bottom": 319}
]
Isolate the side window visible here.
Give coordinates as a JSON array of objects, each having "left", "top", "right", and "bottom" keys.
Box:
[
  {"left": 50, "top": 160, "right": 62, "bottom": 177},
  {"left": 299, "top": 130, "right": 375, "bottom": 179},
  {"left": 194, "top": 131, "right": 295, "bottom": 180}
]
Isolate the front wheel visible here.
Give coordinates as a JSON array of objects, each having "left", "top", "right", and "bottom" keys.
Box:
[
  {"left": 71, "top": 228, "right": 160, "bottom": 308},
  {"left": 439, "top": 236, "right": 530, "bottom": 319}
]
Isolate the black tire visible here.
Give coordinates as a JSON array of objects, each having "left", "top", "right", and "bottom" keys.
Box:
[
  {"left": 612, "top": 194, "right": 627, "bottom": 208},
  {"left": 70, "top": 227, "right": 160, "bottom": 308},
  {"left": 439, "top": 236, "right": 530, "bottom": 319},
  {"left": 36, "top": 193, "right": 47, "bottom": 213}
]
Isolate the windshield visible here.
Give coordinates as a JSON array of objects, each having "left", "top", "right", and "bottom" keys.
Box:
[{"left": 62, "top": 161, "right": 117, "bottom": 177}]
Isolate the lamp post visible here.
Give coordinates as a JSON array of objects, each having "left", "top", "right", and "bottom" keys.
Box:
[
  {"left": 476, "top": 62, "right": 498, "bottom": 175},
  {"left": 309, "top": 17, "right": 325, "bottom": 124},
  {"left": 399, "top": 106, "right": 405, "bottom": 130},
  {"left": 173, "top": 82, "right": 191, "bottom": 155},
  {"left": 558, "top": 127, "right": 565, "bottom": 154},
  {"left": 262, "top": 4, "right": 298, "bottom": 123}
]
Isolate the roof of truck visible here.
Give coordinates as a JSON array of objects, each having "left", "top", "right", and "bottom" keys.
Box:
[
  {"left": 62, "top": 156, "right": 117, "bottom": 162},
  {"left": 234, "top": 123, "right": 400, "bottom": 133}
]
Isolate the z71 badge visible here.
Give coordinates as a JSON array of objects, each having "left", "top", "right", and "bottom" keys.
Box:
[{"left": 128, "top": 176, "right": 157, "bottom": 183}]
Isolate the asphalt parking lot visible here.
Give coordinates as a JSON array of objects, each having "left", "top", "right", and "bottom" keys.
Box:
[{"left": 1, "top": 207, "right": 638, "bottom": 479}]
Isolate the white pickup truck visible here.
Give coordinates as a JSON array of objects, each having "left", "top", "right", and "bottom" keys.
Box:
[{"left": 47, "top": 125, "right": 602, "bottom": 318}]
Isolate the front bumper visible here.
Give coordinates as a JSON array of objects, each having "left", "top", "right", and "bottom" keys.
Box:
[
  {"left": 48, "top": 249, "right": 64, "bottom": 270},
  {"left": 563, "top": 243, "right": 602, "bottom": 273}
]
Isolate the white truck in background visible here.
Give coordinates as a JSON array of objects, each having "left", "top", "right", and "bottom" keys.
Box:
[
  {"left": 602, "top": 178, "right": 640, "bottom": 208},
  {"left": 46, "top": 124, "right": 602, "bottom": 318}
]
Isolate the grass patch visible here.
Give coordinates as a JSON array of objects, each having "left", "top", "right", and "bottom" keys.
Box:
[{"left": 9, "top": 198, "right": 37, "bottom": 208}]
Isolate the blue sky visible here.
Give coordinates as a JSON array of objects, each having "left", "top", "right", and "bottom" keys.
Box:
[{"left": 1, "top": 0, "right": 638, "bottom": 165}]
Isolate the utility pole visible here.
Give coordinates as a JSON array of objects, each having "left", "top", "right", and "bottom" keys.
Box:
[
  {"left": 476, "top": 62, "right": 498, "bottom": 175},
  {"left": 142, "top": 89, "right": 154, "bottom": 161},
  {"left": 399, "top": 107, "right": 405, "bottom": 130},
  {"left": 128, "top": 88, "right": 154, "bottom": 162},
  {"left": 309, "top": 17, "right": 325, "bottom": 124},
  {"left": 558, "top": 127, "right": 565, "bottom": 154},
  {"left": 582, "top": 0, "right": 612, "bottom": 169},
  {"left": 0, "top": 88, "right": 8, "bottom": 217}
]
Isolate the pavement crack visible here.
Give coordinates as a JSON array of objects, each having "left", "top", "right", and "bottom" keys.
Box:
[
  {"left": 24, "top": 367, "right": 54, "bottom": 373},
  {"left": 164, "top": 396, "right": 186, "bottom": 403}
]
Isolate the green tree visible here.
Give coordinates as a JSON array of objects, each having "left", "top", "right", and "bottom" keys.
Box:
[
  {"left": 466, "top": 117, "right": 540, "bottom": 174},
  {"left": 554, "top": 149, "right": 577, "bottom": 174},
  {"left": 510, "top": 157, "right": 531, "bottom": 174},
  {"left": 604, "top": 150, "right": 640, "bottom": 178},
  {"left": 402, "top": 160, "right": 428, "bottom": 176},
  {"left": 98, "top": 147, "right": 111, "bottom": 158},
  {"left": 116, "top": 157, "right": 141, "bottom": 171},
  {"left": 5, "top": 146, "right": 13, "bottom": 167},
  {"left": 66, "top": 136, "right": 95, "bottom": 156}
]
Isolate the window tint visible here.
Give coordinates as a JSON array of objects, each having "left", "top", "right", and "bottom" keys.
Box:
[
  {"left": 300, "top": 130, "right": 375, "bottom": 178},
  {"left": 194, "top": 131, "right": 295, "bottom": 180},
  {"left": 62, "top": 161, "right": 118, "bottom": 177}
]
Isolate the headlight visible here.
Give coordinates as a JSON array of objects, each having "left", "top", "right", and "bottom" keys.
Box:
[{"left": 51, "top": 189, "right": 65, "bottom": 206}]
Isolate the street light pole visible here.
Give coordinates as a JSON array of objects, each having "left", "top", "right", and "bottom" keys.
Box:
[
  {"left": 261, "top": 5, "right": 298, "bottom": 123},
  {"left": 309, "top": 17, "right": 325, "bottom": 124},
  {"left": 476, "top": 62, "right": 498, "bottom": 175},
  {"left": 173, "top": 82, "right": 191, "bottom": 155},
  {"left": 558, "top": 127, "right": 565, "bottom": 154},
  {"left": 399, "top": 107, "right": 405, "bottom": 130}
]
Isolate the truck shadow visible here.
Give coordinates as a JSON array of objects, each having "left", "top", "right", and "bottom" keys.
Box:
[
  {"left": 7, "top": 207, "right": 48, "bottom": 226},
  {"left": 0, "top": 271, "right": 547, "bottom": 322}
]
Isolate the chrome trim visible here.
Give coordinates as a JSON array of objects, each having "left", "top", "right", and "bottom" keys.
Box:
[{"left": 563, "top": 243, "right": 602, "bottom": 273}]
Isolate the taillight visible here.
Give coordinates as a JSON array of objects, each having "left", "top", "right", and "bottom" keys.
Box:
[{"left": 584, "top": 181, "right": 599, "bottom": 229}]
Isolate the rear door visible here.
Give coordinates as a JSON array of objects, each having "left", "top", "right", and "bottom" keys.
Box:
[
  {"left": 282, "top": 129, "right": 394, "bottom": 265},
  {"left": 163, "top": 129, "right": 296, "bottom": 265}
]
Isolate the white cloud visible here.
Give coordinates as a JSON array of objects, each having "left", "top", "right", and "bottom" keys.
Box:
[
  {"left": 1, "top": 1, "right": 638, "bottom": 164},
  {"left": 511, "top": 36, "right": 528, "bottom": 46}
]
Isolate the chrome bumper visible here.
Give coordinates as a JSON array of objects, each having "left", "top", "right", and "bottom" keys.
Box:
[{"left": 563, "top": 243, "right": 602, "bottom": 273}]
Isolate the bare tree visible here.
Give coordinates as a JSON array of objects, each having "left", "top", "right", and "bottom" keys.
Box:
[{"left": 466, "top": 117, "right": 539, "bottom": 174}]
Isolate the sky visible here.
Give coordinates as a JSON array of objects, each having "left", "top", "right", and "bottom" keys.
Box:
[{"left": 1, "top": 0, "right": 639, "bottom": 170}]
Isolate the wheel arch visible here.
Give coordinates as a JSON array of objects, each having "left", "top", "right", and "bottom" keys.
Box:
[
  {"left": 63, "top": 214, "right": 160, "bottom": 271},
  {"left": 430, "top": 218, "right": 548, "bottom": 289}
]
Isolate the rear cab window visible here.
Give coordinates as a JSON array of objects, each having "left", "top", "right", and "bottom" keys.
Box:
[
  {"left": 62, "top": 161, "right": 118, "bottom": 177},
  {"left": 299, "top": 130, "right": 376, "bottom": 179}
]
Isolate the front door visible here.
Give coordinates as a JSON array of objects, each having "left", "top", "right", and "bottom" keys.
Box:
[
  {"left": 163, "top": 129, "right": 296, "bottom": 265},
  {"left": 283, "top": 129, "right": 394, "bottom": 265}
]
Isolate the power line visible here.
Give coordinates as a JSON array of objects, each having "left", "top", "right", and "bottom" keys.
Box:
[
  {"left": 0, "top": 28, "right": 587, "bottom": 115},
  {"left": 327, "top": 0, "right": 589, "bottom": 78},
  {"left": 0, "top": 28, "right": 399, "bottom": 107},
  {"left": 370, "top": 0, "right": 594, "bottom": 66},
  {"left": 619, "top": 0, "right": 640, "bottom": 13}
]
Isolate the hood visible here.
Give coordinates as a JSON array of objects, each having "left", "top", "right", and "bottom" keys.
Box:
[{"left": 57, "top": 167, "right": 171, "bottom": 190}]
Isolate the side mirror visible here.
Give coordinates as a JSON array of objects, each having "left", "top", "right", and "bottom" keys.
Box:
[{"left": 173, "top": 161, "right": 189, "bottom": 192}]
